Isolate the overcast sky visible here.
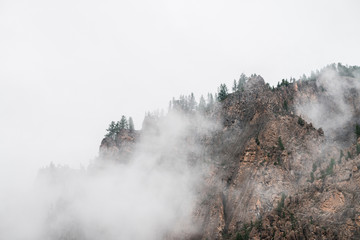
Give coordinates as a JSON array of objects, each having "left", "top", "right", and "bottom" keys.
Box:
[{"left": 0, "top": 0, "right": 359, "bottom": 188}]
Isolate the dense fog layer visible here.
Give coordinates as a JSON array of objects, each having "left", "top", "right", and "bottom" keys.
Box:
[{"left": 0, "top": 111, "right": 218, "bottom": 240}]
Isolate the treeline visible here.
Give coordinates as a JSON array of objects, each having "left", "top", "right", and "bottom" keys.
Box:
[
  {"left": 104, "top": 63, "right": 360, "bottom": 137},
  {"left": 105, "top": 115, "right": 135, "bottom": 138},
  {"left": 169, "top": 92, "right": 216, "bottom": 113},
  {"left": 167, "top": 73, "right": 254, "bottom": 112},
  {"left": 280, "top": 63, "right": 360, "bottom": 86},
  {"left": 271, "top": 63, "right": 360, "bottom": 91},
  {"left": 104, "top": 72, "right": 253, "bottom": 136},
  {"left": 217, "top": 73, "right": 255, "bottom": 101}
]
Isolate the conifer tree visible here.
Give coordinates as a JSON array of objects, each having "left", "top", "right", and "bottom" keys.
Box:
[
  {"left": 283, "top": 100, "right": 288, "bottom": 111},
  {"left": 232, "top": 79, "right": 237, "bottom": 92},
  {"left": 128, "top": 117, "right": 134, "bottom": 132},
  {"left": 237, "top": 73, "right": 247, "bottom": 91},
  {"left": 189, "top": 93, "right": 197, "bottom": 111},
  {"left": 207, "top": 93, "right": 214, "bottom": 110},
  {"left": 217, "top": 84, "right": 228, "bottom": 101},
  {"left": 278, "top": 137, "right": 285, "bottom": 150},
  {"left": 105, "top": 121, "right": 118, "bottom": 138},
  {"left": 198, "top": 95, "right": 206, "bottom": 113},
  {"left": 119, "top": 115, "right": 128, "bottom": 129}
]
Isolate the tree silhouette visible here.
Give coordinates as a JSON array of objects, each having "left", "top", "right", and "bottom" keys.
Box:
[
  {"left": 217, "top": 84, "right": 228, "bottom": 101},
  {"left": 237, "top": 73, "right": 247, "bottom": 91},
  {"left": 119, "top": 115, "right": 128, "bottom": 130},
  {"left": 129, "top": 117, "right": 135, "bottom": 132},
  {"left": 198, "top": 95, "right": 206, "bottom": 113},
  {"left": 232, "top": 79, "right": 237, "bottom": 92},
  {"left": 105, "top": 121, "right": 119, "bottom": 138}
]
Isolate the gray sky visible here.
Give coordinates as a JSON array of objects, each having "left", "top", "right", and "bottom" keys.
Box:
[{"left": 0, "top": 0, "right": 359, "bottom": 187}]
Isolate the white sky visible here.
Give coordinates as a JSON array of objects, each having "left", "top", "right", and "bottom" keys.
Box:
[{"left": 0, "top": 0, "right": 359, "bottom": 187}]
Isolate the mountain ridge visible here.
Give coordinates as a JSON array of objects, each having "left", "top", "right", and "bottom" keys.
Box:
[{"left": 99, "top": 66, "right": 360, "bottom": 239}]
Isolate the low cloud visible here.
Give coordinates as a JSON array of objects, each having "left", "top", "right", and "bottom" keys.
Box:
[{"left": 0, "top": 110, "right": 219, "bottom": 240}]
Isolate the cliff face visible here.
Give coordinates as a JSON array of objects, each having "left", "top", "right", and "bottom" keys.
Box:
[{"left": 99, "top": 74, "right": 360, "bottom": 239}]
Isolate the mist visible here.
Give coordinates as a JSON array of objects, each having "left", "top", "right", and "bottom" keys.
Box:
[
  {"left": 0, "top": 110, "right": 219, "bottom": 240},
  {"left": 295, "top": 69, "right": 360, "bottom": 142}
]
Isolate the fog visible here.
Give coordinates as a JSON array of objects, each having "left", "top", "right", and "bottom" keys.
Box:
[
  {"left": 0, "top": 110, "right": 218, "bottom": 240},
  {"left": 296, "top": 69, "right": 360, "bottom": 141}
]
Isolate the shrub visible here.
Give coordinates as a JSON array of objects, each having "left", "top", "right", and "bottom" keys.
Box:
[
  {"left": 347, "top": 151, "right": 352, "bottom": 160},
  {"left": 290, "top": 213, "right": 297, "bottom": 230},
  {"left": 298, "top": 117, "right": 305, "bottom": 126},
  {"left": 356, "top": 124, "right": 360, "bottom": 138},
  {"left": 312, "top": 163, "right": 317, "bottom": 172},
  {"left": 235, "top": 223, "right": 251, "bottom": 240},
  {"left": 255, "top": 137, "right": 260, "bottom": 145},
  {"left": 309, "top": 172, "right": 314, "bottom": 183},
  {"left": 276, "top": 193, "right": 286, "bottom": 216},
  {"left": 278, "top": 137, "right": 285, "bottom": 150},
  {"left": 326, "top": 158, "right": 335, "bottom": 175},
  {"left": 254, "top": 219, "right": 263, "bottom": 231},
  {"left": 339, "top": 150, "right": 344, "bottom": 164},
  {"left": 283, "top": 100, "right": 288, "bottom": 111}
]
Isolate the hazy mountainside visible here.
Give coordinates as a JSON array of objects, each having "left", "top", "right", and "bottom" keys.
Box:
[
  {"left": 18, "top": 64, "right": 360, "bottom": 240},
  {"left": 99, "top": 65, "right": 360, "bottom": 239}
]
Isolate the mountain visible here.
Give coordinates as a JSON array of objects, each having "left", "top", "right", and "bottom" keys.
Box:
[{"left": 99, "top": 65, "right": 360, "bottom": 239}]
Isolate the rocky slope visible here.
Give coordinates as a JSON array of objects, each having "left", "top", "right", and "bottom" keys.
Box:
[{"left": 99, "top": 72, "right": 360, "bottom": 239}]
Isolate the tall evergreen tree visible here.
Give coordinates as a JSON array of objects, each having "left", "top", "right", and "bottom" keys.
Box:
[
  {"left": 119, "top": 115, "right": 128, "bottom": 129},
  {"left": 128, "top": 117, "right": 134, "bottom": 132},
  {"left": 232, "top": 79, "right": 237, "bottom": 92},
  {"left": 105, "top": 121, "right": 118, "bottom": 138},
  {"left": 207, "top": 93, "right": 214, "bottom": 110},
  {"left": 198, "top": 95, "right": 206, "bottom": 113},
  {"left": 189, "top": 93, "right": 197, "bottom": 111},
  {"left": 217, "top": 83, "right": 228, "bottom": 101},
  {"left": 237, "top": 73, "right": 247, "bottom": 91}
]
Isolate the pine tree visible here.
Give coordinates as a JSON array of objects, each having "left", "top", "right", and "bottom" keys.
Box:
[
  {"left": 128, "top": 117, "right": 135, "bottom": 132},
  {"left": 105, "top": 121, "right": 118, "bottom": 138},
  {"left": 119, "top": 115, "right": 128, "bottom": 129},
  {"left": 278, "top": 137, "right": 285, "bottom": 150},
  {"left": 283, "top": 100, "right": 288, "bottom": 111},
  {"left": 198, "top": 95, "right": 206, "bottom": 113},
  {"left": 298, "top": 117, "right": 305, "bottom": 126},
  {"left": 189, "top": 93, "right": 197, "bottom": 111},
  {"left": 238, "top": 73, "right": 247, "bottom": 91},
  {"left": 232, "top": 79, "right": 237, "bottom": 92},
  {"left": 217, "top": 83, "right": 228, "bottom": 101},
  {"left": 207, "top": 93, "right": 214, "bottom": 110}
]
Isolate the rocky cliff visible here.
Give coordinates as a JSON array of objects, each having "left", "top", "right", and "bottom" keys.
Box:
[{"left": 99, "top": 71, "right": 360, "bottom": 239}]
